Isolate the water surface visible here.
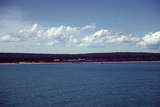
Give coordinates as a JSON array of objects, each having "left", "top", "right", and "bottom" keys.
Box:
[{"left": 0, "top": 63, "right": 160, "bottom": 107}]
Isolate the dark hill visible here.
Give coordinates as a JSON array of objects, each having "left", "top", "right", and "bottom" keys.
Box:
[{"left": 0, "top": 52, "right": 160, "bottom": 63}]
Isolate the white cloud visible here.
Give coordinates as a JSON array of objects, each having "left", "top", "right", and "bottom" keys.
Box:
[
  {"left": 109, "top": 35, "right": 140, "bottom": 43},
  {"left": 19, "top": 24, "right": 39, "bottom": 33},
  {"left": 0, "top": 21, "right": 159, "bottom": 50},
  {"left": 78, "top": 30, "right": 110, "bottom": 47},
  {"left": 30, "top": 24, "right": 38, "bottom": 32},
  {"left": 137, "top": 31, "right": 160, "bottom": 49},
  {"left": 78, "top": 29, "right": 140, "bottom": 47},
  {"left": 45, "top": 25, "right": 80, "bottom": 46},
  {"left": 0, "top": 34, "right": 20, "bottom": 42},
  {"left": 81, "top": 24, "right": 96, "bottom": 30}
]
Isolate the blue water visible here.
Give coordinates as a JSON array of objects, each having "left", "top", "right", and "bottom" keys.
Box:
[{"left": 0, "top": 63, "right": 160, "bottom": 107}]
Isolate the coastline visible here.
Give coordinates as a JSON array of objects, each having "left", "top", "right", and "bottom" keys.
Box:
[
  {"left": 1, "top": 52, "right": 160, "bottom": 65},
  {"left": 1, "top": 61, "right": 160, "bottom": 65}
]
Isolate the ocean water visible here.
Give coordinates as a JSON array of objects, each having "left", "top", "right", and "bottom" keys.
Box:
[{"left": 0, "top": 63, "right": 160, "bottom": 107}]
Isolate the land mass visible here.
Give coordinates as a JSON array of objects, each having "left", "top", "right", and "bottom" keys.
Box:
[{"left": 0, "top": 52, "right": 160, "bottom": 64}]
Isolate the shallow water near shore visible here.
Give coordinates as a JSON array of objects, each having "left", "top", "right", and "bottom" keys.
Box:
[{"left": 0, "top": 63, "right": 160, "bottom": 107}]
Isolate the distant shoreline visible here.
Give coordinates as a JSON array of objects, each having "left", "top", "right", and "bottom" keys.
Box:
[
  {"left": 1, "top": 52, "right": 160, "bottom": 64},
  {"left": 1, "top": 61, "right": 160, "bottom": 65}
]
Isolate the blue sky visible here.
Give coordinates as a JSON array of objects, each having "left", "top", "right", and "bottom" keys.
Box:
[{"left": 0, "top": 0, "right": 160, "bottom": 53}]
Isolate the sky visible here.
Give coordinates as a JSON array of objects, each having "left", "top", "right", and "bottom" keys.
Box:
[{"left": 0, "top": 0, "right": 160, "bottom": 53}]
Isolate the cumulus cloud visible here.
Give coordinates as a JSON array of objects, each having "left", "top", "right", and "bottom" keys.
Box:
[
  {"left": 137, "top": 31, "right": 160, "bottom": 49},
  {"left": 45, "top": 25, "right": 80, "bottom": 46},
  {"left": 78, "top": 30, "right": 140, "bottom": 47},
  {"left": 0, "top": 22, "right": 159, "bottom": 50},
  {"left": 0, "top": 23, "right": 84, "bottom": 46},
  {"left": 0, "top": 34, "right": 20, "bottom": 42},
  {"left": 109, "top": 35, "right": 140, "bottom": 43},
  {"left": 81, "top": 24, "right": 96, "bottom": 30}
]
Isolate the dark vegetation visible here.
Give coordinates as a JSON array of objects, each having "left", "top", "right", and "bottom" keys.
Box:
[{"left": 0, "top": 52, "right": 160, "bottom": 63}]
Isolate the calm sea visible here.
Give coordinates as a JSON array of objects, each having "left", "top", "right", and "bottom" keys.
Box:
[{"left": 0, "top": 63, "right": 160, "bottom": 107}]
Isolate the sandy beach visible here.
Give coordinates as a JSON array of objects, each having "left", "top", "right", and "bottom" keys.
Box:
[{"left": 1, "top": 61, "right": 160, "bottom": 65}]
